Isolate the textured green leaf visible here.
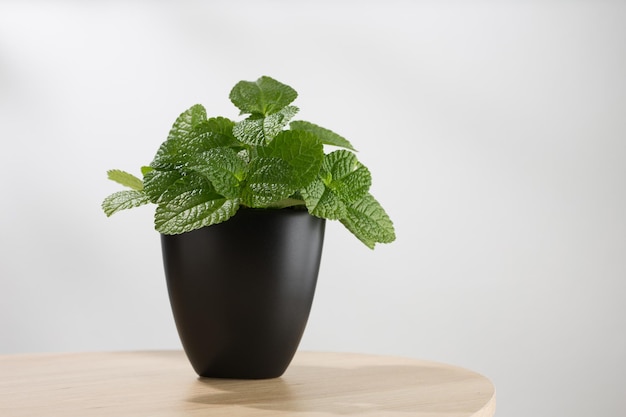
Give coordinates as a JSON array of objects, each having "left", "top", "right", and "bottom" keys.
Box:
[
  {"left": 165, "top": 118, "right": 240, "bottom": 161},
  {"left": 241, "top": 157, "right": 295, "bottom": 207},
  {"left": 191, "top": 147, "right": 246, "bottom": 199},
  {"left": 290, "top": 120, "right": 356, "bottom": 151},
  {"left": 336, "top": 164, "right": 371, "bottom": 203},
  {"left": 142, "top": 169, "right": 183, "bottom": 203},
  {"left": 152, "top": 172, "right": 237, "bottom": 234},
  {"left": 233, "top": 106, "right": 299, "bottom": 146},
  {"left": 158, "top": 172, "right": 222, "bottom": 204},
  {"left": 321, "top": 150, "right": 358, "bottom": 179},
  {"left": 321, "top": 150, "right": 371, "bottom": 203},
  {"left": 259, "top": 130, "right": 324, "bottom": 188},
  {"left": 204, "top": 116, "right": 236, "bottom": 136},
  {"left": 196, "top": 117, "right": 240, "bottom": 148},
  {"left": 229, "top": 76, "right": 297, "bottom": 116},
  {"left": 155, "top": 193, "right": 239, "bottom": 234},
  {"left": 102, "top": 190, "right": 151, "bottom": 217},
  {"left": 340, "top": 193, "right": 396, "bottom": 249},
  {"left": 151, "top": 117, "right": 239, "bottom": 170},
  {"left": 301, "top": 150, "right": 372, "bottom": 220},
  {"left": 166, "top": 104, "right": 207, "bottom": 142},
  {"left": 107, "top": 170, "right": 143, "bottom": 191},
  {"left": 301, "top": 177, "right": 347, "bottom": 220},
  {"left": 150, "top": 134, "right": 191, "bottom": 170}
]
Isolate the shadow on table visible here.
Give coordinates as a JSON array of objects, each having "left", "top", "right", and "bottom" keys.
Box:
[{"left": 187, "top": 363, "right": 492, "bottom": 415}]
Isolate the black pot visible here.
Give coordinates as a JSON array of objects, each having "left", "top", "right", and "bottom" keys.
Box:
[{"left": 160, "top": 208, "right": 326, "bottom": 379}]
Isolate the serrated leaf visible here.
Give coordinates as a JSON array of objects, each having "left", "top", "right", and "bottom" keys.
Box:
[
  {"left": 151, "top": 117, "right": 239, "bottom": 170},
  {"left": 321, "top": 150, "right": 359, "bottom": 179},
  {"left": 290, "top": 120, "right": 356, "bottom": 151},
  {"left": 337, "top": 165, "right": 371, "bottom": 202},
  {"left": 107, "top": 170, "right": 143, "bottom": 191},
  {"left": 229, "top": 76, "right": 297, "bottom": 116},
  {"left": 340, "top": 193, "right": 396, "bottom": 249},
  {"left": 142, "top": 169, "right": 183, "bottom": 203},
  {"left": 164, "top": 118, "right": 239, "bottom": 160},
  {"left": 321, "top": 150, "right": 371, "bottom": 203},
  {"left": 153, "top": 172, "right": 237, "bottom": 234},
  {"left": 155, "top": 192, "right": 240, "bottom": 235},
  {"left": 166, "top": 104, "right": 207, "bottom": 142},
  {"left": 102, "top": 190, "right": 151, "bottom": 217},
  {"left": 241, "top": 157, "right": 295, "bottom": 207},
  {"left": 301, "top": 150, "right": 372, "bottom": 219},
  {"left": 196, "top": 117, "right": 240, "bottom": 148},
  {"left": 204, "top": 116, "right": 236, "bottom": 136},
  {"left": 233, "top": 106, "right": 299, "bottom": 146},
  {"left": 258, "top": 130, "right": 323, "bottom": 188},
  {"left": 190, "top": 147, "right": 246, "bottom": 199},
  {"left": 301, "top": 177, "right": 347, "bottom": 220},
  {"left": 159, "top": 172, "right": 222, "bottom": 203}
]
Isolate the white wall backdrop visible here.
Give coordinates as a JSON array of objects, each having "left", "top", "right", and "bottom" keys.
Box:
[{"left": 1, "top": 1, "right": 625, "bottom": 416}]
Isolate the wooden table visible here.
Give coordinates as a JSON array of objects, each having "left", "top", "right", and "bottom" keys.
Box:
[{"left": 0, "top": 351, "right": 495, "bottom": 416}]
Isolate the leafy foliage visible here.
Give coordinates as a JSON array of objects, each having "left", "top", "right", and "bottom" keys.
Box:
[{"left": 103, "top": 76, "right": 395, "bottom": 248}]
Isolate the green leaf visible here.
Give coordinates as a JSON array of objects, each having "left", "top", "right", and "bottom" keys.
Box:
[
  {"left": 190, "top": 147, "right": 246, "bottom": 199},
  {"left": 107, "top": 170, "right": 143, "bottom": 191},
  {"left": 301, "top": 150, "right": 371, "bottom": 220},
  {"left": 151, "top": 117, "right": 239, "bottom": 170},
  {"left": 196, "top": 117, "right": 240, "bottom": 148},
  {"left": 301, "top": 177, "right": 347, "bottom": 220},
  {"left": 229, "top": 76, "right": 297, "bottom": 116},
  {"left": 233, "top": 106, "right": 299, "bottom": 146},
  {"left": 321, "top": 150, "right": 371, "bottom": 203},
  {"left": 290, "top": 120, "right": 356, "bottom": 151},
  {"left": 340, "top": 193, "right": 396, "bottom": 249},
  {"left": 241, "top": 157, "right": 295, "bottom": 207},
  {"left": 258, "top": 130, "right": 324, "bottom": 188},
  {"left": 161, "top": 104, "right": 206, "bottom": 150},
  {"left": 141, "top": 166, "right": 154, "bottom": 176},
  {"left": 166, "top": 104, "right": 207, "bottom": 142},
  {"left": 102, "top": 190, "right": 151, "bottom": 217},
  {"left": 152, "top": 172, "right": 239, "bottom": 234},
  {"left": 204, "top": 116, "right": 236, "bottom": 136},
  {"left": 159, "top": 172, "right": 222, "bottom": 204},
  {"left": 155, "top": 193, "right": 240, "bottom": 234},
  {"left": 142, "top": 169, "right": 183, "bottom": 203}
]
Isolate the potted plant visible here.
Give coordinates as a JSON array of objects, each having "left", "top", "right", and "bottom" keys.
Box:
[{"left": 102, "top": 76, "right": 395, "bottom": 378}]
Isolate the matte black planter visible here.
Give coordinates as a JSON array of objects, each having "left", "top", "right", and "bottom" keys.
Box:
[{"left": 161, "top": 208, "right": 325, "bottom": 379}]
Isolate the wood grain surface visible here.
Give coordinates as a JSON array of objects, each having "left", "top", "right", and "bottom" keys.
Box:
[{"left": 0, "top": 351, "right": 495, "bottom": 416}]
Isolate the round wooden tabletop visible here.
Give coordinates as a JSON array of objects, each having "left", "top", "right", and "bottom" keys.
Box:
[{"left": 0, "top": 350, "right": 495, "bottom": 416}]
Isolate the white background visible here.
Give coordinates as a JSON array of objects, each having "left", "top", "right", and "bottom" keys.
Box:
[{"left": 1, "top": 1, "right": 625, "bottom": 416}]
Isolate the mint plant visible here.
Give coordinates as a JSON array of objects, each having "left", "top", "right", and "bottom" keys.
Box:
[{"left": 102, "top": 76, "right": 395, "bottom": 248}]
